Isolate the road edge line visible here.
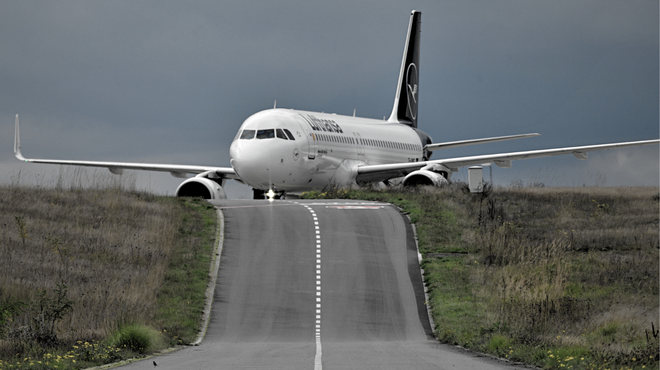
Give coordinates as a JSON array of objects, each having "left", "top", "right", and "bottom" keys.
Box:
[
  {"left": 192, "top": 207, "right": 225, "bottom": 346},
  {"left": 393, "top": 204, "right": 436, "bottom": 335}
]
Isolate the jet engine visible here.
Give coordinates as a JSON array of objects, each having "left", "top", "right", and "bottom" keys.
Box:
[
  {"left": 401, "top": 164, "right": 452, "bottom": 187},
  {"left": 175, "top": 176, "right": 227, "bottom": 199}
]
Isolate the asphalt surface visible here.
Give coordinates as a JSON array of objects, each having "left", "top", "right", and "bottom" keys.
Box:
[{"left": 118, "top": 199, "right": 523, "bottom": 369}]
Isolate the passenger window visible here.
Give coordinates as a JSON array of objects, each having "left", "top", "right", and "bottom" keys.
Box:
[
  {"left": 283, "top": 129, "right": 295, "bottom": 140},
  {"left": 276, "top": 129, "right": 288, "bottom": 140},
  {"left": 256, "top": 129, "right": 275, "bottom": 139},
  {"left": 240, "top": 130, "right": 256, "bottom": 139}
]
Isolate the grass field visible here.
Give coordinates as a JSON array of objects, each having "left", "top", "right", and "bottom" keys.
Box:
[
  {"left": 302, "top": 184, "right": 659, "bottom": 370},
  {"left": 1, "top": 176, "right": 656, "bottom": 370},
  {"left": 0, "top": 179, "right": 217, "bottom": 369}
]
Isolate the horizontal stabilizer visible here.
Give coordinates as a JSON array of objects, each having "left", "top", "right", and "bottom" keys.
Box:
[{"left": 425, "top": 133, "right": 540, "bottom": 152}]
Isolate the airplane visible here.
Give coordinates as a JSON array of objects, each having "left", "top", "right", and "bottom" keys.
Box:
[{"left": 13, "top": 10, "right": 659, "bottom": 200}]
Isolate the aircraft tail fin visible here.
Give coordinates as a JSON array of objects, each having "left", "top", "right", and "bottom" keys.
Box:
[{"left": 388, "top": 10, "right": 421, "bottom": 128}]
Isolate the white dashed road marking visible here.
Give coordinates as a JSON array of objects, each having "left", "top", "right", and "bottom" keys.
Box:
[
  {"left": 299, "top": 203, "right": 323, "bottom": 370},
  {"left": 284, "top": 200, "right": 389, "bottom": 370}
]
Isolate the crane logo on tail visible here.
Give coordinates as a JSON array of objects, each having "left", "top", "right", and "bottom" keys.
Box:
[{"left": 406, "top": 63, "right": 418, "bottom": 120}]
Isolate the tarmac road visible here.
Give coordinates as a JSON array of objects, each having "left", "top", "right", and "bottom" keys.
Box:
[{"left": 118, "top": 199, "right": 523, "bottom": 369}]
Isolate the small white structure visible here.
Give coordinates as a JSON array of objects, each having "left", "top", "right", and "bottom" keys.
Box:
[{"left": 468, "top": 166, "right": 483, "bottom": 193}]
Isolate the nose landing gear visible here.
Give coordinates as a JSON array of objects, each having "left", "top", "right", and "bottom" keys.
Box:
[{"left": 252, "top": 188, "right": 286, "bottom": 200}]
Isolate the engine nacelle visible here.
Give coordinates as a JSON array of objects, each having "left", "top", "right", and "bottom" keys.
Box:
[
  {"left": 402, "top": 169, "right": 449, "bottom": 187},
  {"left": 175, "top": 177, "right": 227, "bottom": 199}
]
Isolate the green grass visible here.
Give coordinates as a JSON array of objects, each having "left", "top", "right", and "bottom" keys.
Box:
[
  {"left": 422, "top": 257, "right": 485, "bottom": 347},
  {"left": 153, "top": 197, "right": 217, "bottom": 346}
]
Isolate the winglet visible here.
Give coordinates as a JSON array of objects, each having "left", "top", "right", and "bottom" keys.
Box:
[{"left": 14, "top": 114, "right": 27, "bottom": 161}]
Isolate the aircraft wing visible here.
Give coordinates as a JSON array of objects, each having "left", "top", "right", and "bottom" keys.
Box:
[
  {"left": 14, "top": 115, "right": 238, "bottom": 179},
  {"left": 356, "top": 139, "right": 659, "bottom": 183}
]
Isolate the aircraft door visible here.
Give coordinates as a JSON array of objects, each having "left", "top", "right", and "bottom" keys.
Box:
[
  {"left": 354, "top": 132, "right": 365, "bottom": 160},
  {"left": 295, "top": 116, "right": 316, "bottom": 159}
]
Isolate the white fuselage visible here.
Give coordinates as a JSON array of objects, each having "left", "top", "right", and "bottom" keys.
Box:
[{"left": 229, "top": 109, "right": 425, "bottom": 192}]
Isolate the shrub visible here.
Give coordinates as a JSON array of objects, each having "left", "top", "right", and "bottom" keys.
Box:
[
  {"left": 488, "top": 334, "right": 512, "bottom": 356},
  {"left": 109, "top": 324, "right": 164, "bottom": 354}
]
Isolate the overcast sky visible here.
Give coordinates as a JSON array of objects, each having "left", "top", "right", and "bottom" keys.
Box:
[{"left": 0, "top": 0, "right": 657, "bottom": 198}]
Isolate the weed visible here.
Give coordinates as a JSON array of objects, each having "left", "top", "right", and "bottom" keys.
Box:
[
  {"left": 0, "top": 299, "right": 26, "bottom": 338},
  {"left": 13, "top": 216, "right": 28, "bottom": 248},
  {"left": 7, "top": 281, "right": 73, "bottom": 347}
]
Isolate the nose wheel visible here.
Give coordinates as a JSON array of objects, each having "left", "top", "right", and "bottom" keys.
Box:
[{"left": 252, "top": 188, "right": 285, "bottom": 200}]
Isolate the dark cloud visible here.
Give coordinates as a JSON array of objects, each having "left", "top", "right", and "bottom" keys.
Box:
[{"left": 1, "top": 0, "right": 657, "bottom": 197}]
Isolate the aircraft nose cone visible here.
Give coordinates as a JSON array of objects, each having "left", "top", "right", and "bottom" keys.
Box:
[{"left": 230, "top": 141, "right": 272, "bottom": 189}]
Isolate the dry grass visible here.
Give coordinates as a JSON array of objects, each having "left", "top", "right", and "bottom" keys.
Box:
[
  {"left": 0, "top": 168, "right": 218, "bottom": 370},
  {"left": 437, "top": 185, "right": 659, "bottom": 368},
  {"left": 0, "top": 185, "right": 177, "bottom": 341}
]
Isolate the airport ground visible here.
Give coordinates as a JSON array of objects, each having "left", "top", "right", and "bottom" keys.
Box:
[{"left": 0, "top": 183, "right": 657, "bottom": 369}]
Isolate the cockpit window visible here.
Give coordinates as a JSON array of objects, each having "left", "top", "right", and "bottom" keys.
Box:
[
  {"left": 276, "top": 129, "right": 288, "bottom": 140},
  {"left": 240, "top": 129, "right": 256, "bottom": 139},
  {"left": 256, "top": 129, "right": 275, "bottom": 139},
  {"left": 283, "top": 129, "right": 295, "bottom": 140}
]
